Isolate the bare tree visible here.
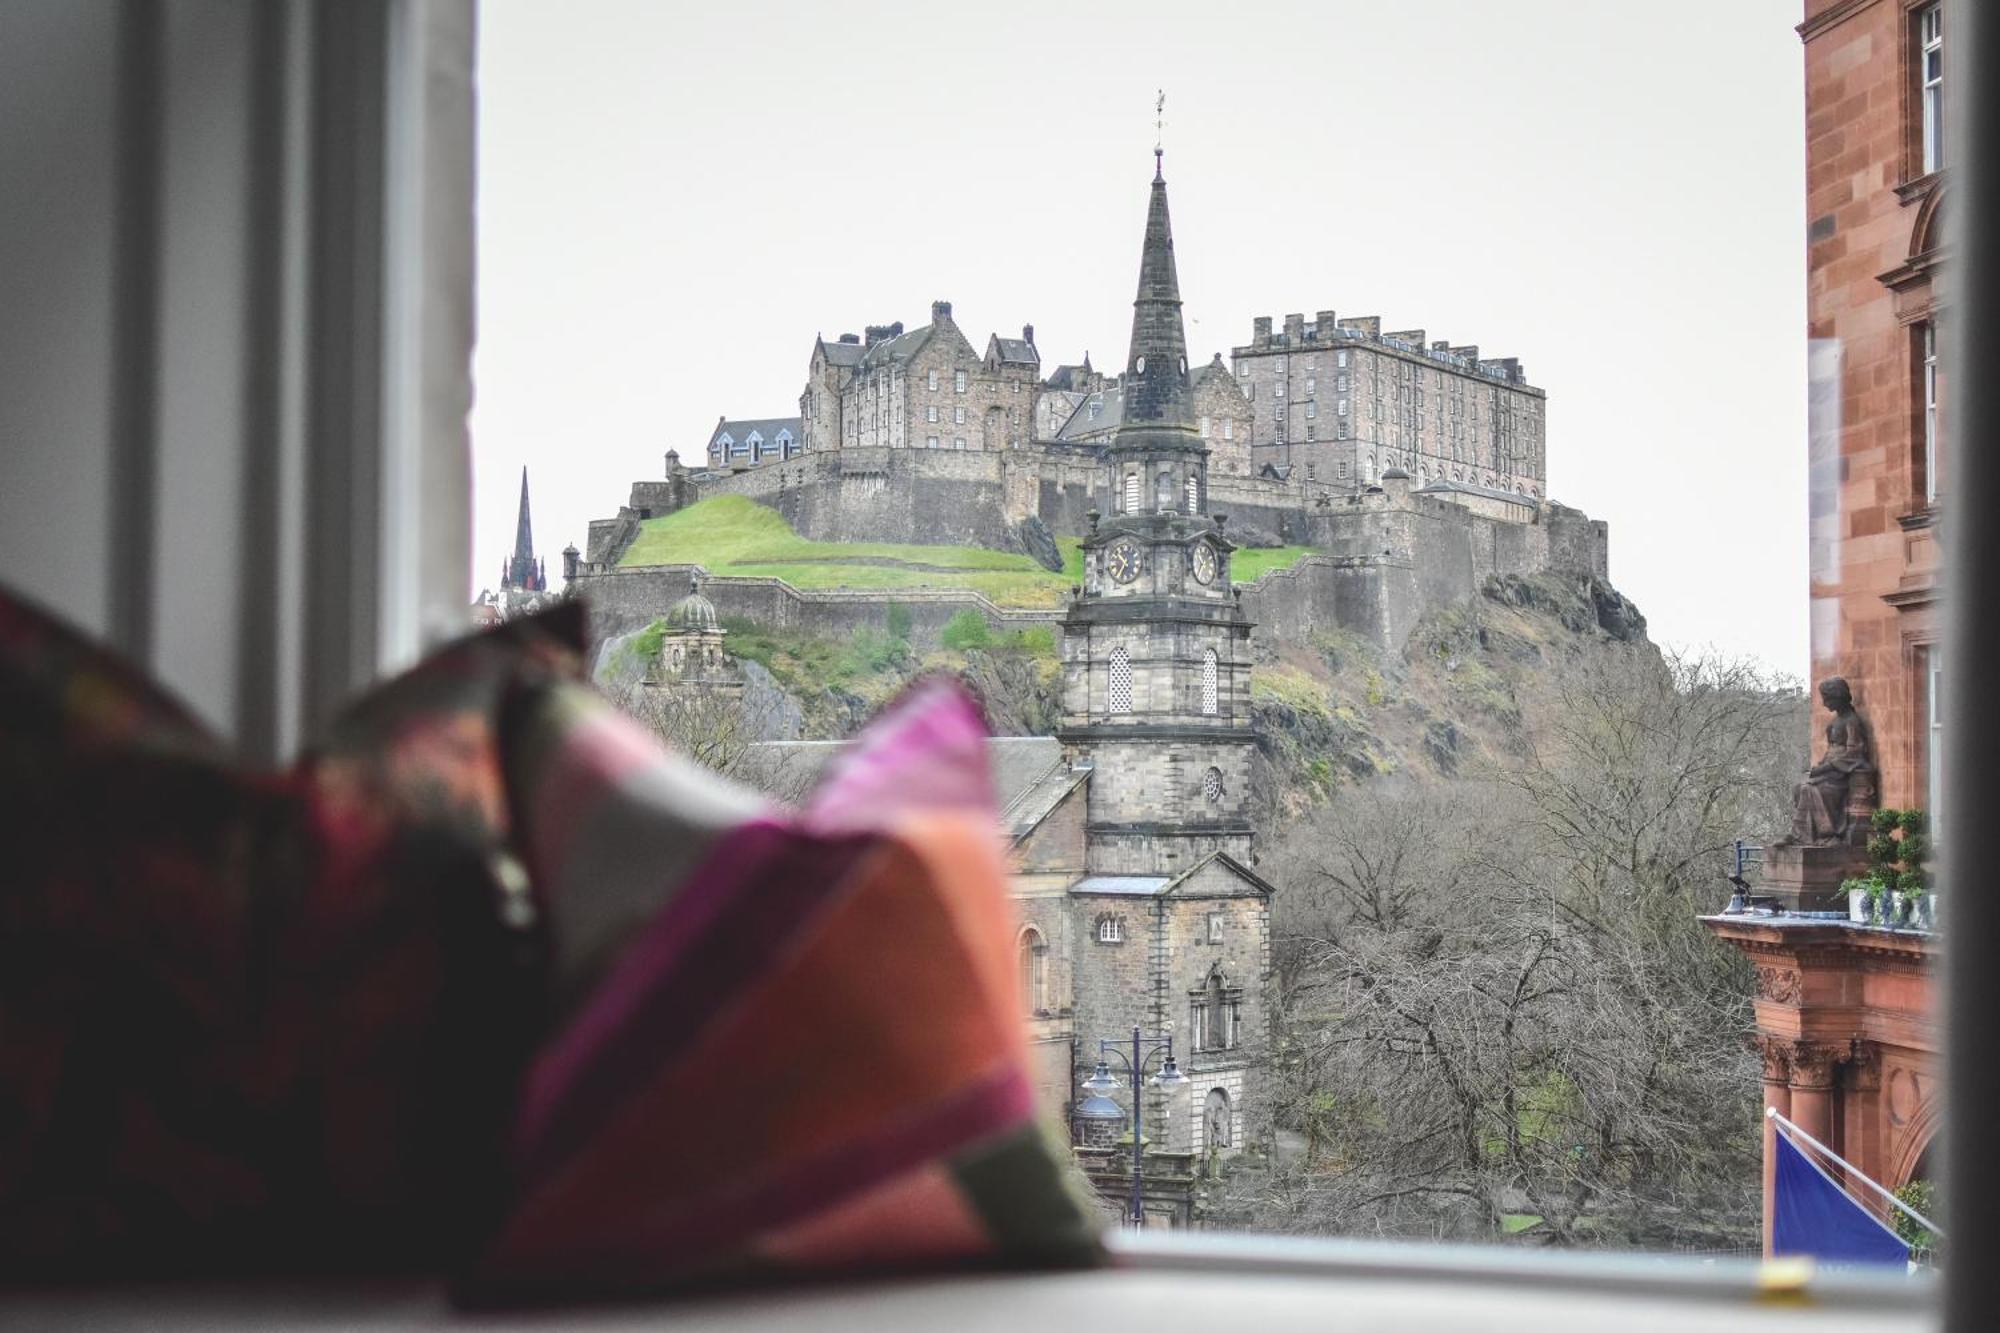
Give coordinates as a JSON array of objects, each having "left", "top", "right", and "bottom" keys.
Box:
[
  {"left": 1241, "top": 645, "right": 1805, "bottom": 1250},
  {"left": 607, "top": 680, "right": 769, "bottom": 778}
]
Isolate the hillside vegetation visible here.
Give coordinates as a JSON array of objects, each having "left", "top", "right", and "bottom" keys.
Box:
[{"left": 618, "top": 495, "right": 1317, "bottom": 606}]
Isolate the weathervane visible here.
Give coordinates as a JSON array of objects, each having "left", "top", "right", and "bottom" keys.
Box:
[{"left": 1154, "top": 89, "right": 1166, "bottom": 176}]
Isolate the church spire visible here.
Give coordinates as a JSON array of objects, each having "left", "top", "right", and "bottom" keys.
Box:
[
  {"left": 1116, "top": 150, "right": 1196, "bottom": 442},
  {"left": 505, "top": 466, "right": 542, "bottom": 591}
]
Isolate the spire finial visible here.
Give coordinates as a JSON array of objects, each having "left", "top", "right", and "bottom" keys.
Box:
[{"left": 1154, "top": 89, "right": 1165, "bottom": 179}]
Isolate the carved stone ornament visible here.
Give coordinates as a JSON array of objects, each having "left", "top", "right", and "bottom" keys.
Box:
[
  {"left": 1754, "top": 1034, "right": 1794, "bottom": 1085},
  {"left": 1754, "top": 965, "right": 1802, "bottom": 1004},
  {"left": 1788, "top": 1041, "right": 1842, "bottom": 1092}
]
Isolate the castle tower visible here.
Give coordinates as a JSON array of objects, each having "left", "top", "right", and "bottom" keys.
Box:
[
  {"left": 1059, "top": 152, "right": 1255, "bottom": 876},
  {"left": 503, "top": 466, "right": 543, "bottom": 592}
]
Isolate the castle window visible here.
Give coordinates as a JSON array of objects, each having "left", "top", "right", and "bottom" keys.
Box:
[
  {"left": 1096, "top": 915, "right": 1125, "bottom": 944},
  {"left": 1919, "top": 3, "right": 1943, "bottom": 173},
  {"left": 1156, "top": 471, "right": 1173, "bottom": 512},
  {"left": 1305, "top": 377, "right": 1315, "bottom": 397},
  {"left": 928, "top": 369, "right": 938, "bottom": 391},
  {"left": 1124, "top": 472, "right": 1139, "bottom": 513},
  {"left": 1337, "top": 398, "right": 1348, "bottom": 416},
  {"left": 1305, "top": 401, "right": 1317, "bottom": 419},
  {"left": 1306, "top": 424, "right": 1317, "bottom": 441},
  {"left": 954, "top": 405, "right": 965, "bottom": 425},
  {"left": 1108, "top": 648, "right": 1133, "bottom": 713},
  {"left": 1273, "top": 404, "right": 1283, "bottom": 422},
  {"left": 1337, "top": 349, "right": 1349, "bottom": 368},
  {"left": 953, "top": 437, "right": 966, "bottom": 449},
  {"left": 927, "top": 405, "right": 938, "bottom": 422},
  {"left": 1306, "top": 462, "right": 1317, "bottom": 482},
  {"left": 1274, "top": 382, "right": 1286, "bottom": 399},
  {"left": 1199, "top": 415, "right": 1211, "bottom": 439},
  {"left": 1223, "top": 419, "right": 1234, "bottom": 441},
  {"left": 1201, "top": 650, "right": 1218, "bottom": 715},
  {"left": 1273, "top": 356, "right": 1286, "bottom": 373},
  {"left": 954, "top": 369, "right": 968, "bottom": 393},
  {"left": 1019, "top": 927, "right": 1048, "bottom": 1014},
  {"left": 1207, "top": 912, "right": 1225, "bottom": 944},
  {"left": 1186, "top": 475, "right": 1199, "bottom": 515},
  {"left": 926, "top": 435, "right": 939, "bottom": 448}
]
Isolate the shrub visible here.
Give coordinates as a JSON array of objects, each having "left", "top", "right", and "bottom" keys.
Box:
[
  {"left": 940, "top": 609, "right": 993, "bottom": 651},
  {"left": 885, "top": 603, "right": 913, "bottom": 641},
  {"left": 1840, "top": 806, "right": 1933, "bottom": 921}
]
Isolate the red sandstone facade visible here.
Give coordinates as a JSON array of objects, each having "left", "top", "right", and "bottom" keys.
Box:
[
  {"left": 1705, "top": 0, "right": 1948, "bottom": 1255},
  {"left": 1803, "top": 0, "right": 1946, "bottom": 813}
]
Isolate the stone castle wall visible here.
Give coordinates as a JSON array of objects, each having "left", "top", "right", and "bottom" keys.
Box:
[{"left": 576, "top": 448, "right": 1612, "bottom": 659}]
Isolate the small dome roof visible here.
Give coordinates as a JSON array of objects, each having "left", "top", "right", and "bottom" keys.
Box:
[
  {"left": 1380, "top": 465, "right": 1411, "bottom": 480},
  {"left": 665, "top": 576, "right": 719, "bottom": 633}
]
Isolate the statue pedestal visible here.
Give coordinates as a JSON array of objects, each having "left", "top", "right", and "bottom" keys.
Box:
[{"left": 1760, "top": 843, "right": 1866, "bottom": 913}]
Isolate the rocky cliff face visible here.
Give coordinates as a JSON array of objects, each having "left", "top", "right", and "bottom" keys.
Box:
[{"left": 618, "top": 572, "right": 1659, "bottom": 825}]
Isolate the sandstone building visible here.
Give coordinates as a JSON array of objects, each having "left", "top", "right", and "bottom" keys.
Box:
[
  {"left": 1704, "top": 0, "right": 1945, "bottom": 1258},
  {"left": 1230, "top": 312, "right": 1546, "bottom": 497},
  {"left": 797, "top": 303, "right": 1041, "bottom": 456}
]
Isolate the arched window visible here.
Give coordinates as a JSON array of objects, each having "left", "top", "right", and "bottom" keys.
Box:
[
  {"left": 1204, "top": 1088, "right": 1233, "bottom": 1150},
  {"left": 1201, "top": 649, "right": 1218, "bottom": 715},
  {"left": 1156, "top": 471, "right": 1173, "bottom": 512},
  {"left": 1185, "top": 475, "right": 1200, "bottom": 515},
  {"left": 1096, "top": 914, "right": 1124, "bottom": 944},
  {"left": 1124, "top": 472, "right": 1139, "bottom": 513},
  {"left": 1018, "top": 927, "right": 1047, "bottom": 1015},
  {"left": 1108, "top": 647, "right": 1133, "bottom": 713}
]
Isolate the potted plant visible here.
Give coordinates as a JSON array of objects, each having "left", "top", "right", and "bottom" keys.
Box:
[{"left": 1846, "top": 808, "right": 1932, "bottom": 930}]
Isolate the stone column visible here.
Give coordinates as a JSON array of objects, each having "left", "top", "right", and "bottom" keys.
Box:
[
  {"left": 1756, "top": 1036, "right": 1794, "bottom": 1257},
  {"left": 1789, "top": 1042, "right": 1841, "bottom": 1145}
]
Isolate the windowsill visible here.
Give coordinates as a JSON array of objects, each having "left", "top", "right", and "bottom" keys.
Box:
[
  {"left": 2, "top": 1233, "right": 1932, "bottom": 1330},
  {"left": 1895, "top": 171, "right": 1942, "bottom": 207},
  {"left": 1898, "top": 505, "right": 1940, "bottom": 532}
]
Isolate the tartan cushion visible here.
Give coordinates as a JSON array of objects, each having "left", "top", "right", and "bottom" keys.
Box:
[
  {"left": 460, "top": 677, "right": 1104, "bottom": 1304},
  {"left": 0, "top": 588, "right": 584, "bottom": 1280}
]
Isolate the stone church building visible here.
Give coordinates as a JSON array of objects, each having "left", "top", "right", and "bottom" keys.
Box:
[{"left": 729, "top": 156, "right": 1279, "bottom": 1180}]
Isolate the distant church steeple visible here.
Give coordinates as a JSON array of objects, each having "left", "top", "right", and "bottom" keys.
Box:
[
  {"left": 1114, "top": 144, "right": 1199, "bottom": 450},
  {"left": 1058, "top": 150, "right": 1251, "bottom": 877},
  {"left": 502, "top": 466, "right": 545, "bottom": 592}
]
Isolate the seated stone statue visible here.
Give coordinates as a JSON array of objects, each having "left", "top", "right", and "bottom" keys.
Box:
[{"left": 1786, "top": 676, "right": 1876, "bottom": 845}]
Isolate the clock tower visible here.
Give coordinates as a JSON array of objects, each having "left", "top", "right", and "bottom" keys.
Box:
[{"left": 1060, "top": 151, "right": 1256, "bottom": 876}]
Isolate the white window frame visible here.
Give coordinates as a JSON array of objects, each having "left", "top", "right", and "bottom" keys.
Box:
[
  {"left": 1923, "top": 320, "right": 1939, "bottom": 504},
  {"left": 954, "top": 369, "right": 968, "bottom": 393},
  {"left": 1098, "top": 915, "right": 1124, "bottom": 944},
  {"left": 1223, "top": 419, "right": 1234, "bottom": 441},
  {"left": 1920, "top": 3, "right": 1944, "bottom": 174},
  {"left": 927, "top": 369, "right": 938, "bottom": 391}
]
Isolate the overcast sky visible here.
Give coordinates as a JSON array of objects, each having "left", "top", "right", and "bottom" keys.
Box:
[{"left": 472, "top": 0, "right": 1809, "bottom": 677}]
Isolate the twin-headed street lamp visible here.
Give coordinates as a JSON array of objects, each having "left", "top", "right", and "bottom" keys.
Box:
[{"left": 1073, "top": 1025, "right": 1189, "bottom": 1227}]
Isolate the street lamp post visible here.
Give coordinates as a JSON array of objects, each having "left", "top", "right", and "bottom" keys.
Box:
[{"left": 1075, "top": 1025, "right": 1189, "bottom": 1227}]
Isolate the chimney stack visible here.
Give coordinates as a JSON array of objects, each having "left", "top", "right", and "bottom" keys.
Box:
[
  {"left": 931, "top": 300, "right": 953, "bottom": 324},
  {"left": 1284, "top": 313, "right": 1306, "bottom": 341},
  {"left": 1253, "top": 316, "right": 1272, "bottom": 347},
  {"left": 1023, "top": 323, "right": 1035, "bottom": 345}
]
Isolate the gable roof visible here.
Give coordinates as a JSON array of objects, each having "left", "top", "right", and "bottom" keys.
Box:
[
  {"left": 708, "top": 416, "right": 802, "bottom": 450},
  {"left": 989, "top": 336, "right": 1039, "bottom": 366},
  {"left": 1055, "top": 387, "right": 1123, "bottom": 441},
  {"left": 1072, "top": 852, "right": 1272, "bottom": 899},
  {"left": 860, "top": 322, "right": 936, "bottom": 368},
  {"left": 817, "top": 337, "right": 866, "bottom": 368}
]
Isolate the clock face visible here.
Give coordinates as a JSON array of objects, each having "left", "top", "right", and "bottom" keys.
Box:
[
  {"left": 1107, "top": 540, "right": 1142, "bottom": 584},
  {"left": 1190, "top": 542, "right": 1218, "bottom": 586},
  {"left": 1202, "top": 766, "right": 1225, "bottom": 802}
]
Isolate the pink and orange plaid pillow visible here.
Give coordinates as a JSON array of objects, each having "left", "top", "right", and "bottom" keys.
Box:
[{"left": 464, "top": 675, "right": 1103, "bottom": 1303}]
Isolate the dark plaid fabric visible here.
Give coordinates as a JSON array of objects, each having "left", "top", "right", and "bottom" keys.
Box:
[{"left": 0, "top": 589, "right": 584, "bottom": 1280}]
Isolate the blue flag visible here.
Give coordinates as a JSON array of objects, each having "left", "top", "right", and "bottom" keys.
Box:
[{"left": 1772, "top": 1131, "right": 1910, "bottom": 1267}]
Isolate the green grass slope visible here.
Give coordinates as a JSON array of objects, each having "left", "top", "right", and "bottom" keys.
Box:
[{"left": 620, "top": 495, "right": 1317, "bottom": 607}]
